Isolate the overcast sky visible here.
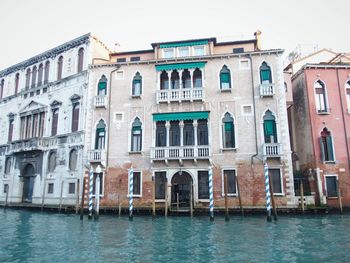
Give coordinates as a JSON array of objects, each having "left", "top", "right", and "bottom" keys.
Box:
[{"left": 0, "top": 0, "right": 349, "bottom": 70}]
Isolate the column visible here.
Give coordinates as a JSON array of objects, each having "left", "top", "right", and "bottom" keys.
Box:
[
  {"left": 165, "top": 121, "right": 170, "bottom": 147},
  {"left": 189, "top": 69, "right": 194, "bottom": 89},
  {"left": 179, "top": 121, "right": 184, "bottom": 147},
  {"left": 193, "top": 120, "right": 198, "bottom": 157}
]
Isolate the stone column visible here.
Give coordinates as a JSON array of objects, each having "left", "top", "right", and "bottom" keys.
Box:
[
  {"left": 165, "top": 121, "right": 170, "bottom": 147},
  {"left": 180, "top": 121, "right": 184, "bottom": 146},
  {"left": 193, "top": 120, "right": 198, "bottom": 146}
]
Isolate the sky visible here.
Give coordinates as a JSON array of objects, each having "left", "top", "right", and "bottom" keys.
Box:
[{"left": 0, "top": 0, "right": 349, "bottom": 70}]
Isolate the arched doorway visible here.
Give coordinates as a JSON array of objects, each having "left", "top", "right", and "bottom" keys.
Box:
[
  {"left": 171, "top": 171, "right": 193, "bottom": 209},
  {"left": 22, "top": 164, "right": 35, "bottom": 203}
]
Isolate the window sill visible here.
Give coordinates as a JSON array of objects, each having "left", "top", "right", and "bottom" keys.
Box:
[
  {"left": 324, "top": 161, "right": 336, "bottom": 164},
  {"left": 273, "top": 193, "right": 284, "bottom": 196},
  {"left": 326, "top": 196, "right": 339, "bottom": 199},
  {"left": 127, "top": 194, "right": 142, "bottom": 198},
  {"left": 129, "top": 151, "right": 142, "bottom": 155},
  {"left": 220, "top": 88, "right": 232, "bottom": 92},
  {"left": 155, "top": 199, "right": 166, "bottom": 203},
  {"left": 221, "top": 193, "right": 238, "bottom": 197},
  {"left": 317, "top": 110, "right": 330, "bottom": 115},
  {"left": 198, "top": 199, "right": 210, "bottom": 202},
  {"left": 221, "top": 148, "right": 237, "bottom": 152},
  {"left": 131, "top": 95, "right": 142, "bottom": 98}
]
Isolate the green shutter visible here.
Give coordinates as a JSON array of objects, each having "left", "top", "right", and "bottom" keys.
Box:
[
  {"left": 98, "top": 82, "right": 106, "bottom": 90},
  {"left": 221, "top": 73, "right": 230, "bottom": 83},
  {"left": 224, "top": 122, "right": 232, "bottom": 131},
  {"left": 153, "top": 111, "right": 209, "bottom": 121},
  {"left": 159, "top": 40, "right": 208, "bottom": 48},
  {"left": 326, "top": 136, "right": 334, "bottom": 161},
  {"left": 261, "top": 69, "right": 271, "bottom": 82},
  {"left": 320, "top": 137, "right": 325, "bottom": 161},
  {"left": 155, "top": 62, "right": 206, "bottom": 71},
  {"left": 264, "top": 120, "right": 274, "bottom": 136}
]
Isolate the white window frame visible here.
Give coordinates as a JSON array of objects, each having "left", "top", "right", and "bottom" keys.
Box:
[
  {"left": 163, "top": 48, "right": 174, "bottom": 59},
  {"left": 193, "top": 45, "right": 206, "bottom": 56},
  {"left": 268, "top": 167, "right": 284, "bottom": 196},
  {"left": 178, "top": 47, "right": 190, "bottom": 57},
  {"left": 131, "top": 71, "right": 143, "bottom": 98},
  {"left": 197, "top": 169, "right": 210, "bottom": 202},
  {"left": 113, "top": 112, "right": 124, "bottom": 123},
  {"left": 258, "top": 61, "right": 274, "bottom": 85},
  {"left": 241, "top": 104, "right": 253, "bottom": 116},
  {"left": 324, "top": 174, "right": 338, "bottom": 198},
  {"left": 218, "top": 64, "right": 233, "bottom": 92},
  {"left": 92, "top": 172, "right": 105, "bottom": 197},
  {"left": 154, "top": 170, "right": 167, "bottom": 202},
  {"left": 115, "top": 70, "right": 124, "bottom": 80},
  {"left": 128, "top": 171, "right": 142, "bottom": 198},
  {"left": 67, "top": 181, "right": 76, "bottom": 195},
  {"left": 47, "top": 182, "right": 54, "bottom": 195},
  {"left": 239, "top": 59, "right": 250, "bottom": 70},
  {"left": 220, "top": 112, "right": 237, "bottom": 151},
  {"left": 344, "top": 81, "right": 350, "bottom": 113},
  {"left": 314, "top": 80, "right": 329, "bottom": 114},
  {"left": 221, "top": 168, "right": 238, "bottom": 197}
]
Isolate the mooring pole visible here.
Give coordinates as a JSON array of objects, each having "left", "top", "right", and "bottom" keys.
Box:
[
  {"left": 128, "top": 167, "right": 134, "bottom": 220},
  {"left": 264, "top": 162, "right": 272, "bottom": 222},
  {"left": 236, "top": 175, "right": 244, "bottom": 216},
  {"left": 300, "top": 180, "right": 305, "bottom": 213},
  {"left": 209, "top": 168, "right": 214, "bottom": 221},
  {"left": 4, "top": 186, "right": 9, "bottom": 209},
  {"left": 337, "top": 178, "right": 343, "bottom": 214},
  {"left": 59, "top": 180, "right": 64, "bottom": 213},
  {"left": 224, "top": 173, "right": 229, "bottom": 221},
  {"left": 76, "top": 179, "right": 80, "bottom": 214},
  {"left": 88, "top": 168, "right": 94, "bottom": 219},
  {"left": 117, "top": 194, "right": 121, "bottom": 216},
  {"left": 152, "top": 175, "right": 156, "bottom": 218},
  {"left": 80, "top": 176, "right": 86, "bottom": 220},
  {"left": 95, "top": 176, "right": 100, "bottom": 219},
  {"left": 269, "top": 175, "right": 278, "bottom": 221},
  {"left": 165, "top": 180, "right": 168, "bottom": 217},
  {"left": 190, "top": 181, "right": 193, "bottom": 217}
]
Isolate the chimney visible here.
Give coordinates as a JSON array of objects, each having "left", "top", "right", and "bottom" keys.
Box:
[{"left": 254, "top": 30, "right": 262, "bottom": 51}]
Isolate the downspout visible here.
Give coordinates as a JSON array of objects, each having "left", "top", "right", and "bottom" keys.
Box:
[{"left": 335, "top": 68, "right": 350, "bottom": 174}]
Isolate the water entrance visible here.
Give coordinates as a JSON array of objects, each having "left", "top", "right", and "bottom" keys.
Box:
[
  {"left": 171, "top": 171, "right": 192, "bottom": 210},
  {"left": 22, "top": 164, "right": 35, "bottom": 203}
]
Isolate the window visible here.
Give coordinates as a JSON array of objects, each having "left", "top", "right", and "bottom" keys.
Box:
[
  {"left": 97, "top": 75, "right": 107, "bottom": 95},
  {"left": 320, "top": 128, "right": 335, "bottom": 162},
  {"left": 239, "top": 60, "right": 249, "bottom": 69},
  {"left": 325, "top": 175, "right": 338, "bottom": 197},
  {"left": 31, "top": 66, "right": 37, "bottom": 88},
  {"left": 346, "top": 81, "right": 350, "bottom": 112},
  {"left": 260, "top": 62, "right": 272, "bottom": 84},
  {"left": 15, "top": 73, "right": 20, "bottom": 94},
  {"left": 181, "top": 69, "right": 191, "bottom": 89},
  {"left": 8, "top": 119, "right": 14, "bottom": 142},
  {"left": 117, "top": 58, "right": 126, "bottom": 63},
  {"left": 193, "top": 68, "right": 202, "bottom": 88},
  {"left": 57, "top": 56, "right": 63, "bottom": 80},
  {"left": 71, "top": 102, "right": 80, "bottom": 132},
  {"left": 116, "top": 71, "right": 124, "bottom": 79},
  {"left": 48, "top": 151, "right": 57, "bottom": 173},
  {"left": 198, "top": 171, "right": 209, "bottom": 199},
  {"left": 263, "top": 110, "right": 277, "bottom": 143},
  {"left": 220, "top": 65, "right": 231, "bottom": 90},
  {"left": 233, "top": 48, "right": 244, "bottom": 54},
  {"left": 242, "top": 105, "right": 252, "bottom": 115},
  {"left": 160, "top": 71, "right": 169, "bottom": 90},
  {"left": 178, "top": 47, "right": 189, "bottom": 57},
  {"left": 77, "top": 48, "right": 84, "bottom": 73},
  {"left": 222, "top": 113, "right": 235, "bottom": 148},
  {"left": 25, "top": 69, "right": 31, "bottom": 90},
  {"left": 197, "top": 119, "right": 208, "bottom": 145},
  {"left": 95, "top": 120, "right": 106, "bottom": 150},
  {"left": 44, "top": 61, "right": 50, "bottom": 84},
  {"left": 38, "top": 64, "right": 43, "bottom": 86},
  {"left": 169, "top": 121, "right": 180, "bottom": 146},
  {"left": 155, "top": 171, "right": 166, "bottom": 199},
  {"left": 4, "top": 184, "right": 9, "bottom": 194},
  {"left": 314, "top": 80, "right": 327, "bottom": 113},
  {"left": 223, "top": 170, "right": 237, "bottom": 195},
  {"left": 51, "top": 109, "right": 59, "bottom": 136},
  {"left": 68, "top": 183, "right": 76, "bottom": 194},
  {"left": 93, "top": 173, "right": 103, "bottom": 196},
  {"left": 170, "top": 70, "right": 180, "bottom": 89},
  {"left": 114, "top": 113, "right": 124, "bottom": 122},
  {"left": 163, "top": 48, "right": 174, "bottom": 59},
  {"left": 193, "top": 46, "right": 205, "bottom": 56},
  {"left": 129, "top": 171, "right": 141, "bottom": 196},
  {"left": 269, "top": 169, "right": 282, "bottom": 194},
  {"left": 132, "top": 72, "right": 142, "bottom": 96},
  {"left": 69, "top": 149, "right": 78, "bottom": 171},
  {"left": 156, "top": 121, "right": 167, "bottom": 147},
  {"left": 0, "top": 79, "right": 3, "bottom": 99},
  {"left": 5, "top": 157, "right": 11, "bottom": 175},
  {"left": 131, "top": 118, "right": 142, "bottom": 152},
  {"left": 183, "top": 120, "right": 194, "bottom": 146},
  {"left": 48, "top": 183, "right": 54, "bottom": 194},
  {"left": 20, "top": 113, "right": 45, "bottom": 139},
  {"left": 130, "top": 56, "right": 140, "bottom": 62}
]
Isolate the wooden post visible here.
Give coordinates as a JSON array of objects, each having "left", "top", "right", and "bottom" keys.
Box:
[
  {"left": 236, "top": 176, "right": 244, "bottom": 216},
  {"left": 4, "top": 186, "right": 9, "bottom": 208},
  {"left": 190, "top": 181, "right": 193, "bottom": 217},
  {"left": 164, "top": 181, "right": 168, "bottom": 217},
  {"left": 337, "top": 178, "right": 343, "bottom": 214},
  {"left": 269, "top": 176, "right": 278, "bottom": 221},
  {"left": 152, "top": 175, "right": 156, "bottom": 218},
  {"left": 117, "top": 194, "right": 121, "bottom": 216},
  {"left": 224, "top": 173, "right": 229, "bottom": 221},
  {"left": 76, "top": 179, "right": 80, "bottom": 214},
  {"left": 80, "top": 177, "right": 86, "bottom": 220},
  {"left": 300, "top": 180, "right": 305, "bottom": 213},
  {"left": 176, "top": 193, "right": 179, "bottom": 210},
  {"left": 59, "top": 180, "right": 64, "bottom": 213},
  {"left": 41, "top": 178, "right": 47, "bottom": 212},
  {"left": 95, "top": 176, "right": 100, "bottom": 219}
]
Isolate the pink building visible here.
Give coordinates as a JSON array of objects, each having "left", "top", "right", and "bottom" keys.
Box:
[{"left": 291, "top": 62, "right": 350, "bottom": 208}]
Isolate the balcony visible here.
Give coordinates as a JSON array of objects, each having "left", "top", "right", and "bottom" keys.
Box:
[
  {"left": 88, "top": 149, "right": 106, "bottom": 163},
  {"left": 94, "top": 95, "right": 107, "bottom": 108},
  {"left": 6, "top": 138, "right": 46, "bottom": 154},
  {"left": 263, "top": 143, "right": 282, "bottom": 158},
  {"left": 259, "top": 84, "right": 274, "bottom": 97},
  {"left": 151, "top": 146, "right": 210, "bottom": 161},
  {"left": 156, "top": 88, "right": 204, "bottom": 104}
]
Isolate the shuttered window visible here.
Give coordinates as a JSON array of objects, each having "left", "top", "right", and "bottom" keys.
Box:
[
  {"left": 220, "top": 65, "right": 231, "bottom": 90},
  {"left": 77, "top": 48, "right": 84, "bottom": 73},
  {"left": 320, "top": 128, "right": 334, "bottom": 162},
  {"left": 51, "top": 109, "right": 59, "bottom": 136},
  {"left": 223, "top": 170, "right": 237, "bottom": 195},
  {"left": 71, "top": 103, "right": 80, "bottom": 132},
  {"left": 325, "top": 176, "right": 337, "bottom": 197},
  {"left": 8, "top": 119, "right": 14, "bottom": 142},
  {"left": 44, "top": 61, "right": 50, "bottom": 84},
  {"left": 198, "top": 171, "right": 209, "bottom": 199},
  {"left": 260, "top": 62, "right": 272, "bottom": 84},
  {"left": 155, "top": 172, "right": 166, "bottom": 199},
  {"left": 223, "top": 113, "right": 235, "bottom": 148},
  {"left": 269, "top": 169, "right": 282, "bottom": 194},
  {"left": 57, "top": 56, "right": 63, "bottom": 80}
]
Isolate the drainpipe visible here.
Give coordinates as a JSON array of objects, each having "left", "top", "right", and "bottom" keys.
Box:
[{"left": 335, "top": 68, "right": 350, "bottom": 175}]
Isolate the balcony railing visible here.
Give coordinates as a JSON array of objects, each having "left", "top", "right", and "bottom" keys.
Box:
[
  {"left": 259, "top": 84, "right": 274, "bottom": 97},
  {"left": 94, "top": 95, "right": 107, "bottom": 108},
  {"left": 156, "top": 88, "right": 204, "bottom": 103},
  {"left": 263, "top": 143, "right": 282, "bottom": 157},
  {"left": 88, "top": 149, "right": 106, "bottom": 163},
  {"left": 151, "top": 145, "right": 210, "bottom": 161},
  {"left": 6, "top": 138, "right": 45, "bottom": 153}
]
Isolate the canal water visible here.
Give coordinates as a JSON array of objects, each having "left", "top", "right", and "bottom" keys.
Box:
[{"left": 0, "top": 210, "right": 349, "bottom": 263}]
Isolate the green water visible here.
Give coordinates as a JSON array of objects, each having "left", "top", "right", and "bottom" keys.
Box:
[{"left": 0, "top": 209, "right": 349, "bottom": 263}]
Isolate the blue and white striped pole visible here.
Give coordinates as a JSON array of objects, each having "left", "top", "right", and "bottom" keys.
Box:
[
  {"left": 209, "top": 168, "right": 214, "bottom": 221},
  {"left": 88, "top": 167, "right": 94, "bottom": 219},
  {"left": 264, "top": 162, "right": 272, "bottom": 222},
  {"left": 129, "top": 167, "right": 134, "bottom": 220}
]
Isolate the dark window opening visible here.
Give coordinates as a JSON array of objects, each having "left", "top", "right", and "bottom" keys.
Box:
[{"left": 198, "top": 171, "right": 209, "bottom": 199}]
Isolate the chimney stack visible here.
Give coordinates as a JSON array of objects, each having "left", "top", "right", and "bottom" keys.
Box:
[{"left": 254, "top": 30, "right": 262, "bottom": 51}]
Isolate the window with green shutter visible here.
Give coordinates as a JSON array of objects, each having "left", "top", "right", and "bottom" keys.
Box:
[
  {"left": 320, "top": 128, "right": 335, "bottom": 162},
  {"left": 132, "top": 72, "right": 142, "bottom": 96},
  {"left": 260, "top": 62, "right": 272, "bottom": 84},
  {"left": 222, "top": 112, "right": 235, "bottom": 148},
  {"left": 220, "top": 65, "right": 231, "bottom": 90},
  {"left": 98, "top": 75, "right": 107, "bottom": 95}
]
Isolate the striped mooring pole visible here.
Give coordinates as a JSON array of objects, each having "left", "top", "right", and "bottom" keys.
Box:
[
  {"left": 209, "top": 168, "right": 214, "bottom": 221},
  {"left": 88, "top": 168, "right": 94, "bottom": 219},
  {"left": 129, "top": 167, "right": 134, "bottom": 220},
  {"left": 264, "top": 162, "right": 272, "bottom": 222}
]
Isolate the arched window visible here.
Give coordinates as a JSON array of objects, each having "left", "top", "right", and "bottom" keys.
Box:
[
  {"left": 193, "top": 68, "right": 202, "bottom": 88},
  {"left": 0, "top": 79, "right": 4, "bottom": 99},
  {"left": 260, "top": 62, "right": 272, "bottom": 84},
  {"left": 131, "top": 118, "right": 142, "bottom": 152},
  {"left": 346, "top": 81, "right": 350, "bottom": 111},
  {"left": 97, "top": 75, "right": 107, "bottom": 95},
  {"left": 8, "top": 118, "right": 14, "bottom": 142},
  {"left": 314, "top": 80, "right": 327, "bottom": 112},
  {"left": 71, "top": 102, "right": 80, "bottom": 132},
  {"left": 222, "top": 113, "right": 235, "bottom": 148},
  {"left": 48, "top": 151, "right": 57, "bottom": 173},
  {"left": 170, "top": 70, "right": 180, "bottom": 89},
  {"left": 77, "top": 48, "right": 84, "bottom": 73},
  {"left": 51, "top": 108, "right": 59, "bottom": 136},
  {"left": 197, "top": 119, "right": 208, "bottom": 145},
  {"left": 15, "top": 73, "right": 20, "bottom": 95},
  {"left": 37, "top": 64, "right": 43, "bottom": 86},
  {"left": 31, "top": 66, "right": 37, "bottom": 88},
  {"left": 5, "top": 157, "right": 11, "bottom": 175},
  {"left": 25, "top": 68, "right": 31, "bottom": 89},
  {"left": 320, "top": 128, "right": 334, "bottom": 162},
  {"left": 132, "top": 72, "right": 142, "bottom": 96},
  {"left": 69, "top": 149, "right": 78, "bottom": 171},
  {"left": 156, "top": 121, "right": 166, "bottom": 147},
  {"left": 220, "top": 65, "right": 231, "bottom": 89},
  {"left": 160, "top": 71, "right": 169, "bottom": 90},
  {"left": 263, "top": 110, "right": 277, "bottom": 143},
  {"left": 183, "top": 120, "right": 194, "bottom": 146},
  {"left": 57, "top": 56, "right": 63, "bottom": 80},
  {"left": 95, "top": 120, "right": 106, "bottom": 150},
  {"left": 181, "top": 69, "right": 191, "bottom": 89},
  {"left": 169, "top": 121, "right": 180, "bottom": 146},
  {"left": 44, "top": 61, "right": 50, "bottom": 84}
]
